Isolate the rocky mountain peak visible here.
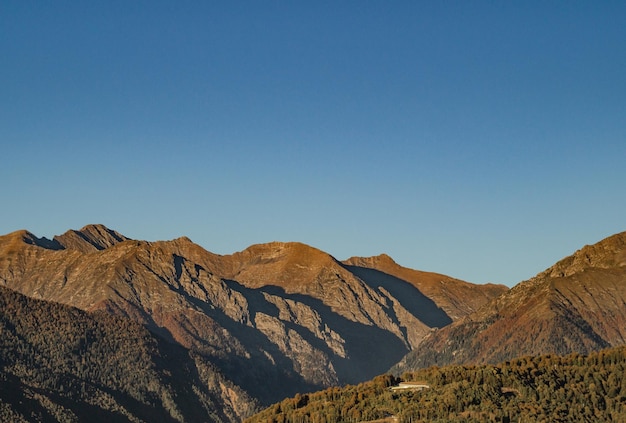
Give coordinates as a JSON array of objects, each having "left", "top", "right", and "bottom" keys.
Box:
[
  {"left": 344, "top": 253, "right": 397, "bottom": 269},
  {"left": 2, "top": 229, "right": 37, "bottom": 244},
  {"left": 53, "top": 224, "right": 130, "bottom": 253},
  {"left": 542, "top": 231, "right": 626, "bottom": 278},
  {"left": 229, "top": 241, "right": 341, "bottom": 289},
  {"left": 173, "top": 235, "right": 194, "bottom": 244},
  {"left": 242, "top": 241, "right": 334, "bottom": 264},
  {"left": 0, "top": 229, "right": 62, "bottom": 251}
]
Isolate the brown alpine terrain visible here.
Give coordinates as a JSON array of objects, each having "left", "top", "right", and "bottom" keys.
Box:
[
  {"left": 343, "top": 254, "right": 507, "bottom": 320},
  {"left": 0, "top": 224, "right": 505, "bottom": 420},
  {"left": 394, "top": 231, "right": 626, "bottom": 374}
]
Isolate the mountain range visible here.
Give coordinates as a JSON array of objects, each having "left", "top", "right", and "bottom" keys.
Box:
[
  {"left": 1, "top": 225, "right": 625, "bottom": 422},
  {"left": 0, "top": 224, "right": 505, "bottom": 421}
]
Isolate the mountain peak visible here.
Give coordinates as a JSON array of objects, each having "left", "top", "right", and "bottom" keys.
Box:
[
  {"left": 228, "top": 241, "right": 341, "bottom": 289},
  {"left": 544, "top": 231, "right": 626, "bottom": 278},
  {"left": 4, "top": 229, "right": 36, "bottom": 242},
  {"left": 239, "top": 241, "right": 336, "bottom": 265},
  {"left": 0, "top": 230, "right": 63, "bottom": 251},
  {"left": 53, "top": 224, "right": 130, "bottom": 253}
]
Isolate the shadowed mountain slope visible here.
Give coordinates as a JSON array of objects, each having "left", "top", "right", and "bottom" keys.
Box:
[
  {"left": 0, "top": 224, "right": 503, "bottom": 412},
  {"left": 393, "top": 231, "right": 626, "bottom": 373},
  {"left": 0, "top": 286, "right": 256, "bottom": 423},
  {"left": 344, "top": 254, "right": 507, "bottom": 321}
]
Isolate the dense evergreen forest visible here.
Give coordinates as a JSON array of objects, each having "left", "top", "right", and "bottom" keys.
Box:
[{"left": 246, "top": 346, "right": 626, "bottom": 423}]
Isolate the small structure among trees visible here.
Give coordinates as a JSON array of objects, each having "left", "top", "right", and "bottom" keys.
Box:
[{"left": 390, "top": 382, "right": 430, "bottom": 391}]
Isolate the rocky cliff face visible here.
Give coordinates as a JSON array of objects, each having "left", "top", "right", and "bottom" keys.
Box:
[
  {"left": 393, "top": 231, "right": 626, "bottom": 374},
  {"left": 0, "top": 225, "right": 505, "bottom": 414}
]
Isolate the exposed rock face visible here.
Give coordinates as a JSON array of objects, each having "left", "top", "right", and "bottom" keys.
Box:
[
  {"left": 393, "top": 231, "right": 626, "bottom": 374},
  {"left": 0, "top": 225, "right": 504, "bottom": 412},
  {"left": 53, "top": 224, "right": 130, "bottom": 252}
]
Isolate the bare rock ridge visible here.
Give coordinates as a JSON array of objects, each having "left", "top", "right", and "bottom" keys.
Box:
[
  {"left": 393, "top": 230, "right": 626, "bottom": 374},
  {"left": 53, "top": 224, "right": 130, "bottom": 252},
  {"left": 543, "top": 231, "right": 626, "bottom": 277},
  {"left": 4, "top": 229, "right": 63, "bottom": 250},
  {"left": 0, "top": 224, "right": 506, "bottom": 418},
  {"left": 2, "top": 224, "right": 129, "bottom": 252}
]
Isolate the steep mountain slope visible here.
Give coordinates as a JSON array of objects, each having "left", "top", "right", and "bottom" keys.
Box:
[
  {"left": 394, "top": 231, "right": 626, "bottom": 373},
  {"left": 0, "top": 224, "right": 503, "bottom": 408},
  {"left": 0, "top": 286, "right": 256, "bottom": 423},
  {"left": 343, "top": 254, "right": 507, "bottom": 320}
]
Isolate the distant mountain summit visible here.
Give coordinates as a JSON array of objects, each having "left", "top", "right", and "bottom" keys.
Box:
[
  {"left": 0, "top": 224, "right": 505, "bottom": 419},
  {"left": 54, "top": 223, "right": 130, "bottom": 252},
  {"left": 393, "top": 231, "right": 626, "bottom": 373}
]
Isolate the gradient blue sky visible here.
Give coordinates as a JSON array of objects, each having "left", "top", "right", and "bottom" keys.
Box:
[{"left": 2, "top": 1, "right": 625, "bottom": 286}]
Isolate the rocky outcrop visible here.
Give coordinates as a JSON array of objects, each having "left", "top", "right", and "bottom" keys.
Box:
[{"left": 54, "top": 224, "right": 129, "bottom": 252}]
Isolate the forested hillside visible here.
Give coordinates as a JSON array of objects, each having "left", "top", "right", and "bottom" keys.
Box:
[
  {"left": 0, "top": 286, "right": 257, "bottom": 423},
  {"left": 246, "top": 346, "right": 626, "bottom": 423}
]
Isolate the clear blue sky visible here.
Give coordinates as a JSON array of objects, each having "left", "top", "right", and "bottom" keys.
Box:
[{"left": 2, "top": 1, "right": 625, "bottom": 286}]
